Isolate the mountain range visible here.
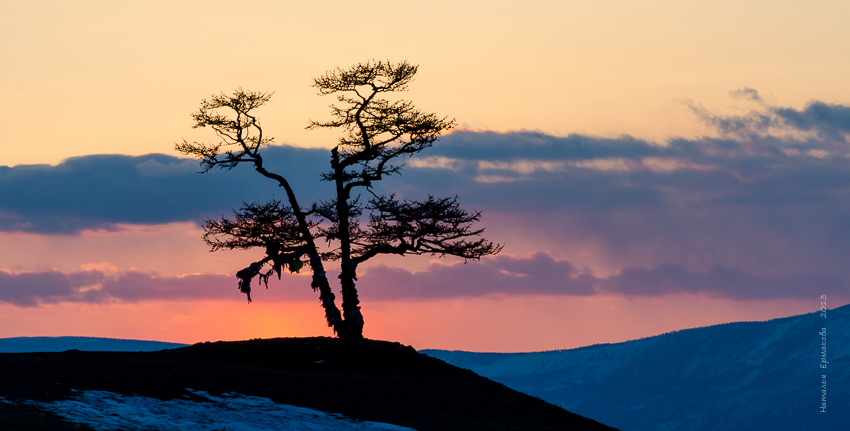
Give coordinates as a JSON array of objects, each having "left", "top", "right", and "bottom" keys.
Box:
[{"left": 424, "top": 303, "right": 849, "bottom": 431}]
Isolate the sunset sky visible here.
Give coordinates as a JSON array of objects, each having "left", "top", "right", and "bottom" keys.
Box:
[{"left": 2, "top": 1, "right": 850, "bottom": 352}]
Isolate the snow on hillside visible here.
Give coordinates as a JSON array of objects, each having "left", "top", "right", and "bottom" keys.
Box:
[
  {"left": 0, "top": 336, "right": 188, "bottom": 353},
  {"left": 424, "top": 304, "right": 850, "bottom": 431},
  {"left": 14, "top": 389, "right": 414, "bottom": 431}
]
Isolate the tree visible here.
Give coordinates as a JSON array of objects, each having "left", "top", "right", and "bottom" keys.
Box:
[{"left": 177, "top": 60, "right": 502, "bottom": 339}]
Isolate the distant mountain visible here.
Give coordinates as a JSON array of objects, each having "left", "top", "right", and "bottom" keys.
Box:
[
  {"left": 0, "top": 336, "right": 188, "bottom": 353},
  {"left": 424, "top": 304, "right": 849, "bottom": 431}
]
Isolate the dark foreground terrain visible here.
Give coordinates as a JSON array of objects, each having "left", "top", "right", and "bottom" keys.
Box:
[{"left": 0, "top": 337, "right": 617, "bottom": 431}]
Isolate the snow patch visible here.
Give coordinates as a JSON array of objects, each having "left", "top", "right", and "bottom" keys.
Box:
[{"left": 32, "top": 389, "right": 415, "bottom": 431}]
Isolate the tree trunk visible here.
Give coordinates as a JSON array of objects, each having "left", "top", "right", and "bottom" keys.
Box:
[
  {"left": 308, "top": 255, "right": 344, "bottom": 334},
  {"left": 332, "top": 148, "right": 365, "bottom": 339},
  {"left": 252, "top": 159, "right": 346, "bottom": 336},
  {"left": 338, "top": 258, "right": 364, "bottom": 338}
]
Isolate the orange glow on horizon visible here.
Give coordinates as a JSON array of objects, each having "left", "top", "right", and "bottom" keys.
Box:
[{"left": 0, "top": 295, "right": 826, "bottom": 353}]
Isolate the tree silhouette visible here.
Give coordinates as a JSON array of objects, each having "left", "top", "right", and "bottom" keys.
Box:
[{"left": 177, "top": 61, "right": 501, "bottom": 338}]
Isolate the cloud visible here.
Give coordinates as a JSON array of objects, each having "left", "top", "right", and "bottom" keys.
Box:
[
  {"left": 688, "top": 92, "right": 850, "bottom": 144},
  {"left": 428, "top": 129, "right": 669, "bottom": 162},
  {"left": 3, "top": 92, "right": 850, "bottom": 303},
  {"left": 599, "top": 264, "right": 846, "bottom": 300},
  {"left": 730, "top": 87, "right": 763, "bottom": 102},
  {"left": 7, "top": 98, "right": 850, "bottom": 232},
  {"left": 361, "top": 254, "right": 847, "bottom": 301},
  {"left": 0, "top": 147, "right": 333, "bottom": 234},
  {"left": 3, "top": 253, "right": 843, "bottom": 306},
  {"left": 771, "top": 101, "right": 850, "bottom": 141},
  {"left": 0, "top": 132, "right": 679, "bottom": 232},
  {"left": 0, "top": 269, "right": 106, "bottom": 307},
  {"left": 360, "top": 252, "right": 597, "bottom": 299},
  {"left": 0, "top": 269, "right": 316, "bottom": 307}
]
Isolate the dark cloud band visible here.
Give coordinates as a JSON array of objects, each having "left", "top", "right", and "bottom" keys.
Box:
[
  {"left": 0, "top": 148, "right": 333, "bottom": 234},
  {"left": 2, "top": 253, "right": 844, "bottom": 306}
]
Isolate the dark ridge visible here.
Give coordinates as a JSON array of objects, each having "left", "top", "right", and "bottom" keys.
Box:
[
  {"left": 0, "top": 336, "right": 188, "bottom": 353},
  {"left": 0, "top": 337, "right": 618, "bottom": 431}
]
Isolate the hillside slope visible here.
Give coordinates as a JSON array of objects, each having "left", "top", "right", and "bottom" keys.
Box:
[
  {"left": 0, "top": 337, "right": 617, "bottom": 431},
  {"left": 425, "top": 304, "right": 849, "bottom": 431}
]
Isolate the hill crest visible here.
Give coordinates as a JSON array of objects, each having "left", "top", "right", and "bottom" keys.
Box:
[{"left": 0, "top": 337, "right": 618, "bottom": 431}]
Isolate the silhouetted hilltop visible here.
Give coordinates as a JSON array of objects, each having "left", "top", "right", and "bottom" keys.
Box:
[{"left": 0, "top": 337, "right": 617, "bottom": 431}]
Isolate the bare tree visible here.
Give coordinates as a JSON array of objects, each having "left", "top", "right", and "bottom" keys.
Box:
[{"left": 177, "top": 61, "right": 501, "bottom": 338}]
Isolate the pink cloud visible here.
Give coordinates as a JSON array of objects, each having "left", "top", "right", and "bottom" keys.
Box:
[
  {"left": 359, "top": 252, "right": 597, "bottom": 299},
  {"left": 1, "top": 253, "right": 847, "bottom": 307},
  {"left": 0, "top": 269, "right": 105, "bottom": 307},
  {"left": 0, "top": 270, "right": 317, "bottom": 307}
]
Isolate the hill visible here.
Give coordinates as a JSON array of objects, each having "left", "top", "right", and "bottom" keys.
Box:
[
  {"left": 0, "top": 336, "right": 188, "bottom": 353},
  {"left": 0, "top": 337, "right": 617, "bottom": 431},
  {"left": 424, "top": 304, "right": 850, "bottom": 431}
]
